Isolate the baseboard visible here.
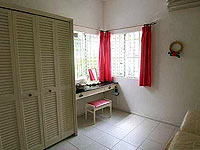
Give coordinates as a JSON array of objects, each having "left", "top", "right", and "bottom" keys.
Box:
[{"left": 130, "top": 111, "right": 180, "bottom": 127}]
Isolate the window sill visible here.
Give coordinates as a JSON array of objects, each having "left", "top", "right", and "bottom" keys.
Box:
[{"left": 112, "top": 76, "right": 139, "bottom": 80}]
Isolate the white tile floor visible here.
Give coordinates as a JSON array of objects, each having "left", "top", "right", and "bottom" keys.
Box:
[{"left": 48, "top": 109, "right": 178, "bottom": 150}]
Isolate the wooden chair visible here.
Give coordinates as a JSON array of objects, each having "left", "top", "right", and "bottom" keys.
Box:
[{"left": 85, "top": 99, "right": 112, "bottom": 124}]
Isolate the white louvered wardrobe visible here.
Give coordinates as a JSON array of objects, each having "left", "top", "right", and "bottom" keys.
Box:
[{"left": 0, "top": 3, "right": 77, "bottom": 150}]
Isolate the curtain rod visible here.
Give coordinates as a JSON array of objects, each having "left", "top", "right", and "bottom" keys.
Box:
[
  {"left": 73, "top": 24, "right": 100, "bottom": 31},
  {"left": 108, "top": 22, "right": 156, "bottom": 31},
  {"left": 73, "top": 22, "right": 156, "bottom": 32}
]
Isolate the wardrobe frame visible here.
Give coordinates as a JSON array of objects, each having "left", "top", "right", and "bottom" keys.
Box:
[{"left": 0, "top": 2, "right": 77, "bottom": 149}]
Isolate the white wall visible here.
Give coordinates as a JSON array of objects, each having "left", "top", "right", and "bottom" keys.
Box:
[
  {"left": 104, "top": 0, "right": 200, "bottom": 126},
  {"left": 0, "top": 0, "right": 103, "bottom": 32}
]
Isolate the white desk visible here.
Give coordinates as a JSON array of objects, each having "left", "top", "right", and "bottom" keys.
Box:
[{"left": 76, "top": 83, "right": 117, "bottom": 100}]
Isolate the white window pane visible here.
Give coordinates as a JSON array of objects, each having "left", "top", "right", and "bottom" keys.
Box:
[
  {"left": 85, "top": 33, "right": 99, "bottom": 74},
  {"left": 125, "top": 58, "right": 134, "bottom": 78},
  {"left": 113, "top": 58, "right": 125, "bottom": 77},
  {"left": 111, "top": 31, "right": 141, "bottom": 79},
  {"left": 74, "top": 31, "right": 99, "bottom": 80},
  {"left": 74, "top": 31, "right": 86, "bottom": 79},
  {"left": 111, "top": 33, "right": 125, "bottom": 77},
  {"left": 125, "top": 57, "right": 140, "bottom": 78},
  {"left": 134, "top": 57, "right": 141, "bottom": 78},
  {"left": 134, "top": 31, "right": 140, "bottom": 39}
]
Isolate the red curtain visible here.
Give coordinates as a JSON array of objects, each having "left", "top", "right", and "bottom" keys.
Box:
[
  {"left": 139, "top": 25, "right": 151, "bottom": 87},
  {"left": 99, "top": 31, "right": 112, "bottom": 82}
]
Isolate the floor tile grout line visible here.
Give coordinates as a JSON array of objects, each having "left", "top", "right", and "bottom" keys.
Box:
[
  {"left": 76, "top": 110, "right": 177, "bottom": 150},
  {"left": 87, "top": 133, "right": 117, "bottom": 150},
  {"left": 145, "top": 122, "right": 168, "bottom": 146},
  {"left": 137, "top": 122, "right": 161, "bottom": 149},
  {"left": 79, "top": 110, "right": 148, "bottom": 135},
  {"left": 144, "top": 138, "right": 166, "bottom": 147},
  {"left": 120, "top": 122, "right": 161, "bottom": 149},
  {"left": 78, "top": 130, "right": 128, "bottom": 150},
  {"left": 146, "top": 131, "right": 176, "bottom": 147},
  {"left": 50, "top": 110, "right": 176, "bottom": 150},
  {"left": 119, "top": 118, "right": 148, "bottom": 142},
  {"left": 84, "top": 138, "right": 112, "bottom": 150},
  {"left": 93, "top": 122, "right": 132, "bottom": 140},
  {"left": 145, "top": 137, "right": 168, "bottom": 147},
  {"left": 107, "top": 136, "right": 122, "bottom": 150},
  {"left": 116, "top": 115, "right": 146, "bottom": 128},
  {"left": 82, "top": 114, "right": 134, "bottom": 140},
  {"left": 137, "top": 136, "right": 167, "bottom": 150},
  {"left": 80, "top": 115, "right": 159, "bottom": 149},
  {"left": 93, "top": 127, "right": 126, "bottom": 140},
  {"left": 120, "top": 139, "right": 141, "bottom": 149},
  {"left": 146, "top": 122, "right": 160, "bottom": 139},
  {"left": 69, "top": 128, "right": 107, "bottom": 150},
  {"left": 67, "top": 141, "right": 81, "bottom": 150},
  {"left": 145, "top": 122, "right": 177, "bottom": 147},
  {"left": 76, "top": 130, "right": 112, "bottom": 149}
]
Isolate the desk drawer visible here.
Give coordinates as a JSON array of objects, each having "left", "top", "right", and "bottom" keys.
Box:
[
  {"left": 76, "top": 87, "right": 104, "bottom": 100},
  {"left": 104, "top": 84, "right": 116, "bottom": 92}
]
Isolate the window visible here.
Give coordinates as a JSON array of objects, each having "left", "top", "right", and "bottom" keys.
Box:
[
  {"left": 74, "top": 31, "right": 99, "bottom": 79},
  {"left": 111, "top": 31, "right": 142, "bottom": 78}
]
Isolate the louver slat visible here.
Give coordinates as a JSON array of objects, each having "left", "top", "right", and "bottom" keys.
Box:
[
  {"left": 56, "top": 20, "right": 74, "bottom": 138},
  {"left": 56, "top": 21, "right": 71, "bottom": 87},
  {"left": 0, "top": 102, "right": 20, "bottom": 150},
  {"left": 43, "top": 92, "right": 59, "bottom": 140},
  {"left": 37, "top": 16, "right": 60, "bottom": 147},
  {"left": 13, "top": 11, "right": 44, "bottom": 150},
  {"left": 60, "top": 89, "right": 74, "bottom": 134},
  {"left": 22, "top": 97, "right": 42, "bottom": 149},
  {"left": 39, "top": 19, "right": 56, "bottom": 88},
  {"left": 0, "top": 8, "right": 21, "bottom": 150},
  {"left": 15, "top": 13, "right": 37, "bottom": 92},
  {"left": 0, "top": 10, "right": 13, "bottom": 96}
]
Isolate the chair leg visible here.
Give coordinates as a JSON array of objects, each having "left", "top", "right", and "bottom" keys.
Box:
[
  {"left": 85, "top": 109, "right": 87, "bottom": 120},
  {"left": 93, "top": 109, "right": 96, "bottom": 124},
  {"left": 109, "top": 104, "right": 112, "bottom": 118},
  {"left": 85, "top": 105, "right": 88, "bottom": 120}
]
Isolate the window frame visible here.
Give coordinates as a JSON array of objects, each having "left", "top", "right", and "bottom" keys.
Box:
[
  {"left": 74, "top": 31, "right": 99, "bottom": 80},
  {"left": 111, "top": 31, "right": 142, "bottom": 79}
]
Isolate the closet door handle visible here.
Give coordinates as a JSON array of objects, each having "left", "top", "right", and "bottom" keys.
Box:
[
  {"left": 29, "top": 94, "right": 32, "bottom": 97},
  {"left": 49, "top": 90, "right": 52, "bottom": 93}
]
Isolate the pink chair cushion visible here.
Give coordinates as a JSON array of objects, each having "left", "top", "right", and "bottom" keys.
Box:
[{"left": 88, "top": 99, "right": 110, "bottom": 108}]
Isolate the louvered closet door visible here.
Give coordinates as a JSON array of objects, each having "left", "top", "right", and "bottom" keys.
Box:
[
  {"left": 13, "top": 11, "right": 44, "bottom": 150},
  {"left": 55, "top": 20, "right": 75, "bottom": 139},
  {"left": 0, "top": 8, "right": 22, "bottom": 150},
  {"left": 36, "top": 16, "right": 61, "bottom": 147}
]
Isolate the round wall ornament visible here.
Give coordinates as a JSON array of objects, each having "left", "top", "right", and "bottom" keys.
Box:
[{"left": 168, "top": 41, "right": 183, "bottom": 58}]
